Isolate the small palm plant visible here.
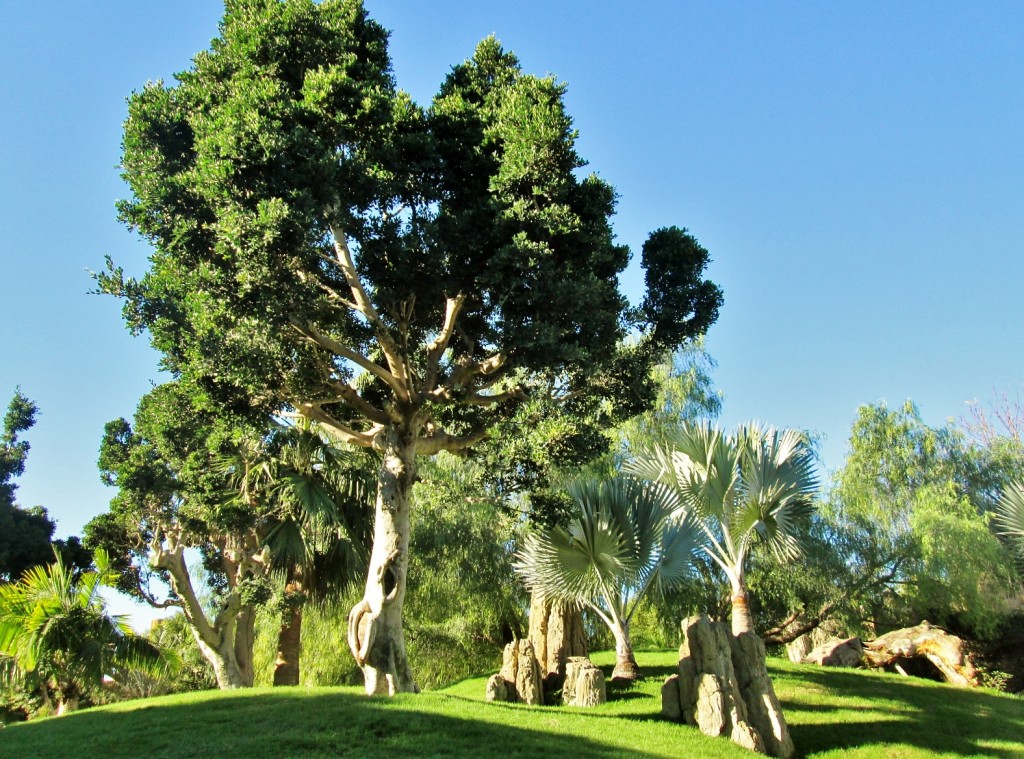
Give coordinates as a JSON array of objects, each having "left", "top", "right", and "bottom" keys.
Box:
[
  {"left": 996, "top": 481, "right": 1024, "bottom": 557},
  {"left": 514, "top": 476, "right": 701, "bottom": 681},
  {"left": 626, "top": 421, "right": 818, "bottom": 636},
  {"left": 0, "top": 548, "right": 170, "bottom": 714}
]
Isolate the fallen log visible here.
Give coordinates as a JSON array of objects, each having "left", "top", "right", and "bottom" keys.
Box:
[{"left": 862, "top": 621, "right": 979, "bottom": 687}]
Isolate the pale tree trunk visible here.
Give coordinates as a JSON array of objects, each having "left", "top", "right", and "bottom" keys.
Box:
[
  {"left": 348, "top": 426, "right": 419, "bottom": 695},
  {"left": 155, "top": 541, "right": 251, "bottom": 689},
  {"left": 611, "top": 620, "right": 639, "bottom": 681},
  {"left": 731, "top": 573, "right": 755, "bottom": 637},
  {"left": 234, "top": 604, "right": 256, "bottom": 687},
  {"left": 273, "top": 566, "right": 304, "bottom": 686}
]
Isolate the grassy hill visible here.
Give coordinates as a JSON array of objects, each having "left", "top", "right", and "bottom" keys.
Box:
[{"left": 2, "top": 651, "right": 1021, "bottom": 758}]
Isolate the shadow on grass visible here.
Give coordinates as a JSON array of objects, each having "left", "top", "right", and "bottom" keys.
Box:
[
  {"left": 0, "top": 689, "right": 668, "bottom": 759},
  {"left": 778, "top": 666, "right": 1024, "bottom": 758}
]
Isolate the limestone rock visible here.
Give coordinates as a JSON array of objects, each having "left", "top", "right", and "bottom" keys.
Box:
[
  {"left": 786, "top": 635, "right": 813, "bottom": 663},
  {"left": 661, "top": 615, "right": 794, "bottom": 758},
  {"left": 804, "top": 637, "right": 864, "bottom": 668},
  {"left": 484, "top": 639, "right": 544, "bottom": 705},
  {"left": 731, "top": 632, "right": 794, "bottom": 759},
  {"left": 485, "top": 673, "right": 507, "bottom": 703},
  {"left": 562, "top": 656, "right": 606, "bottom": 707},
  {"left": 527, "top": 594, "right": 587, "bottom": 691}
]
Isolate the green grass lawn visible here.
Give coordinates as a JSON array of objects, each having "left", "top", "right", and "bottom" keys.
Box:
[{"left": 2, "top": 651, "right": 1021, "bottom": 758}]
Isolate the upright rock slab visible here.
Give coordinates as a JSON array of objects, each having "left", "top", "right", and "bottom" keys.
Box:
[
  {"left": 527, "top": 594, "right": 588, "bottom": 691},
  {"left": 662, "top": 615, "right": 794, "bottom": 758},
  {"left": 485, "top": 639, "right": 544, "bottom": 706},
  {"left": 562, "top": 656, "right": 606, "bottom": 707}
]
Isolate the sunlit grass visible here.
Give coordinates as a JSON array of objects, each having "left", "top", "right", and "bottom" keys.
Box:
[{"left": 2, "top": 650, "right": 1021, "bottom": 758}]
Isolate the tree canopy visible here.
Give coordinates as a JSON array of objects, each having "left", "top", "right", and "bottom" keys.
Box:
[{"left": 104, "top": 0, "right": 722, "bottom": 694}]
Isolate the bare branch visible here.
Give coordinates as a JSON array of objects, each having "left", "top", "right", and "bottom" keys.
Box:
[
  {"left": 295, "top": 401, "right": 380, "bottom": 449},
  {"left": 289, "top": 318, "right": 405, "bottom": 397},
  {"left": 423, "top": 293, "right": 466, "bottom": 392},
  {"left": 416, "top": 425, "right": 489, "bottom": 455},
  {"left": 328, "top": 224, "right": 410, "bottom": 393}
]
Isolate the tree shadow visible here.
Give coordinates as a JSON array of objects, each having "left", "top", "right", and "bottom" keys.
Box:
[
  {"left": 779, "top": 666, "right": 1024, "bottom": 758},
  {"left": 0, "top": 689, "right": 668, "bottom": 759}
]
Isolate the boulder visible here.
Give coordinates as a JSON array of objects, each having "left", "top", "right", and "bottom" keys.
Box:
[
  {"left": 804, "top": 637, "right": 864, "bottom": 668},
  {"left": 562, "top": 656, "right": 606, "bottom": 707}
]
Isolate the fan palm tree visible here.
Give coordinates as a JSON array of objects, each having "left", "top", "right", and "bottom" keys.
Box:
[
  {"left": 0, "top": 548, "right": 169, "bottom": 714},
  {"left": 514, "top": 476, "right": 702, "bottom": 681},
  {"left": 224, "top": 420, "right": 375, "bottom": 686},
  {"left": 996, "top": 481, "right": 1024, "bottom": 557},
  {"left": 626, "top": 421, "right": 818, "bottom": 636}
]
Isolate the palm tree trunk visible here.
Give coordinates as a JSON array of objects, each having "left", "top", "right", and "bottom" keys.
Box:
[
  {"left": 273, "top": 567, "right": 304, "bottom": 686},
  {"left": 611, "top": 621, "right": 639, "bottom": 681},
  {"left": 731, "top": 575, "right": 755, "bottom": 636},
  {"left": 347, "top": 425, "right": 419, "bottom": 695}
]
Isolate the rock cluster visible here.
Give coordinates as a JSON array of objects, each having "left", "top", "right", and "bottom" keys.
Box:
[
  {"left": 486, "top": 639, "right": 544, "bottom": 705},
  {"left": 662, "top": 615, "right": 794, "bottom": 758}
]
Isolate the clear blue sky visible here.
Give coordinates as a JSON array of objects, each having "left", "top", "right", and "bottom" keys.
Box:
[{"left": 3, "top": 0, "right": 1023, "bottom": 548}]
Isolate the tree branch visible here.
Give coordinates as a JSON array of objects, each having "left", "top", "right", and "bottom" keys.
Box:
[
  {"left": 422, "top": 293, "right": 466, "bottom": 393},
  {"left": 294, "top": 402, "right": 380, "bottom": 449},
  {"left": 289, "top": 318, "right": 404, "bottom": 398},
  {"left": 415, "top": 425, "right": 489, "bottom": 455},
  {"left": 328, "top": 224, "right": 410, "bottom": 395}
]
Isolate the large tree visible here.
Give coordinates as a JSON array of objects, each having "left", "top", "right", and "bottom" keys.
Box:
[{"left": 104, "top": 0, "right": 721, "bottom": 694}]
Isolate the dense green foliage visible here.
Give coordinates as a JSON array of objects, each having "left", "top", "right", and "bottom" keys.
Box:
[
  {"left": 0, "top": 549, "right": 168, "bottom": 716},
  {"left": 822, "top": 401, "right": 1018, "bottom": 638}
]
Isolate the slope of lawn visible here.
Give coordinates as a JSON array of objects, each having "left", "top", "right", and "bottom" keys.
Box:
[{"left": 2, "top": 650, "right": 1021, "bottom": 759}]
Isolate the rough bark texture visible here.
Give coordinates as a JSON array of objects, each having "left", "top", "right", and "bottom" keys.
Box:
[
  {"left": 347, "top": 427, "right": 419, "bottom": 695},
  {"left": 273, "top": 573, "right": 304, "bottom": 686},
  {"left": 527, "top": 594, "right": 588, "bottom": 691},
  {"left": 662, "top": 615, "right": 794, "bottom": 758},
  {"left": 804, "top": 637, "right": 864, "bottom": 668},
  {"left": 863, "top": 621, "right": 979, "bottom": 687},
  {"left": 611, "top": 623, "right": 640, "bottom": 682},
  {"left": 485, "top": 639, "right": 543, "bottom": 705},
  {"left": 562, "top": 656, "right": 606, "bottom": 707}
]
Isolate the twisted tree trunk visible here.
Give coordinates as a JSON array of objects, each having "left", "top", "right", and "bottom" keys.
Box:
[{"left": 347, "top": 426, "right": 419, "bottom": 695}]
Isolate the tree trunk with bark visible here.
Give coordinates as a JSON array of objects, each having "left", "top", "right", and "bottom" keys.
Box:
[
  {"left": 347, "top": 426, "right": 419, "bottom": 695},
  {"left": 611, "top": 621, "right": 640, "bottom": 681},
  {"left": 273, "top": 567, "right": 305, "bottom": 686},
  {"left": 731, "top": 574, "right": 755, "bottom": 637}
]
